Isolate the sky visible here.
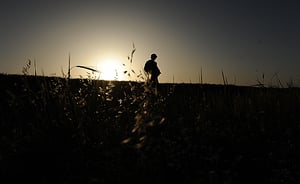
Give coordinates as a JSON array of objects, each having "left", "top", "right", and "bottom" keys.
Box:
[{"left": 1, "top": 0, "right": 300, "bottom": 86}]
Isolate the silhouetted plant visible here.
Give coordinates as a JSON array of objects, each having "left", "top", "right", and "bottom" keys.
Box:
[{"left": 22, "top": 59, "right": 32, "bottom": 75}]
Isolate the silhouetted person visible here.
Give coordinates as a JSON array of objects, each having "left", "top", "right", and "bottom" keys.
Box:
[{"left": 144, "top": 53, "right": 161, "bottom": 88}]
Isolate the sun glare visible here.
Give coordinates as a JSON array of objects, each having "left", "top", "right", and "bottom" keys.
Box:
[{"left": 97, "top": 58, "right": 124, "bottom": 81}]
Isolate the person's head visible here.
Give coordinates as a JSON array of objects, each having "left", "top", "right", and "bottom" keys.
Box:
[{"left": 151, "top": 53, "right": 157, "bottom": 60}]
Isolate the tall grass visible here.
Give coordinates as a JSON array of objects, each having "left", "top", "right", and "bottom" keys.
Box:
[{"left": 1, "top": 50, "right": 300, "bottom": 183}]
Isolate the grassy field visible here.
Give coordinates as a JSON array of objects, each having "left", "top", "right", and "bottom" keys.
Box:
[{"left": 1, "top": 74, "right": 300, "bottom": 183}]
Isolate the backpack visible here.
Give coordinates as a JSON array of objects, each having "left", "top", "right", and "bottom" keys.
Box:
[{"left": 144, "top": 60, "right": 152, "bottom": 73}]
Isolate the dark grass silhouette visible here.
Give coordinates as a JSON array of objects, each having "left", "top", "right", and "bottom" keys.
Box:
[{"left": 1, "top": 74, "right": 300, "bottom": 183}]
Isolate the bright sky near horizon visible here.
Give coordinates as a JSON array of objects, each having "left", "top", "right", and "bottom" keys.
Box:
[{"left": 1, "top": 0, "right": 300, "bottom": 86}]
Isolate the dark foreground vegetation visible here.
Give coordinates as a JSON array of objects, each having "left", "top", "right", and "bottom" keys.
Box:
[{"left": 1, "top": 74, "right": 300, "bottom": 183}]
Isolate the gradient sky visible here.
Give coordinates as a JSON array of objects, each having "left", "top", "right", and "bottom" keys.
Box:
[{"left": 1, "top": 0, "right": 300, "bottom": 85}]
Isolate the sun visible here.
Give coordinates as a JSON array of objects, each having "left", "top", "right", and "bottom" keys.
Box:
[{"left": 97, "top": 57, "right": 124, "bottom": 81}]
